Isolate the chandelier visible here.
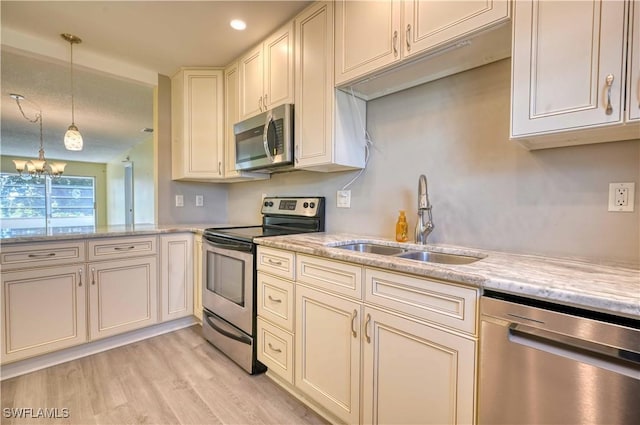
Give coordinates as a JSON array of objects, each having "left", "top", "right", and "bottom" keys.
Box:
[
  {"left": 62, "top": 33, "right": 83, "bottom": 151},
  {"left": 11, "top": 94, "right": 67, "bottom": 181}
]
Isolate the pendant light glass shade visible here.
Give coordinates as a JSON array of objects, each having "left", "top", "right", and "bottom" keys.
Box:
[
  {"left": 62, "top": 33, "right": 83, "bottom": 151},
  {"left": 64, "top": 124, "right": 83, "bottom": 151}
]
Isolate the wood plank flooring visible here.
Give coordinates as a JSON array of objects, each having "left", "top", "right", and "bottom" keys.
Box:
[{"left": 1, "top": 326, "right": 328, "bottom": 425}]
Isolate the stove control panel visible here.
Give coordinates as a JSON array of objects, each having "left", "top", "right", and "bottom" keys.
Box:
[{"left": 261, "top": 197, "right": 324, "bottom": 217}]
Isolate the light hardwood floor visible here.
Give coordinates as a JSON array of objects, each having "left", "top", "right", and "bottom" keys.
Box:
[{"left": 1, "top": 326, "right": 327, "bottom": 425}]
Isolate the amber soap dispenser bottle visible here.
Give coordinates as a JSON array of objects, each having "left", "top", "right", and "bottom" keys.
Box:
[{"left": 395, "top": 210, "right": 409, "bottom": 242}]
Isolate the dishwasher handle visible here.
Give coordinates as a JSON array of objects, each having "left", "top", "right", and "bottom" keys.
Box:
[{"left": 509, "top": 323, "right": 640, "bottom": 379}]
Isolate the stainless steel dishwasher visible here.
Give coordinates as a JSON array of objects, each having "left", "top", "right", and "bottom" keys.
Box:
[{"left": 479, "top": 291, "right": 640, "bottom": 425}]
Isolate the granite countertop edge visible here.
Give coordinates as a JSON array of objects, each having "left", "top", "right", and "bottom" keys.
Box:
[{"left": 254, "top": 233, "right": 640, "bottom": 319}]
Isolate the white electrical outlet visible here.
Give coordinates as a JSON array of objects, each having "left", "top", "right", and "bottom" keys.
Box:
[
  {"left": 337, "top": 190, "right": 351, "bottom": 208},
  {"left": 196, "top": 195, "right": 204, "bottom": 207},
  {"left": 608, "top": 182, "right": 635, "bottom": 212},
  {"left": 175, "top": 195, "right": 184, "bottom": 207}
]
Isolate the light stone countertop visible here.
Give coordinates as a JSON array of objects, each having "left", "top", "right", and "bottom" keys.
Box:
[
  {"left": 0, "top": 223, "right": 252, "bottom": 244},
  {"left": 254, "top": 232, "right": 640, "bottom": 319}
]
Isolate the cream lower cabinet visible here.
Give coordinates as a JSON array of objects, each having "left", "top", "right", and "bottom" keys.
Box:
[
  {"left": 295, "top": 284, "right": 361, "bottom": 425},
  {"left": 361, "top": 306, "right": 476, "bottom": 425},
  {"left": 193, "top": 233, "right": 203, "bottom": 321},
  {"left": 160, "top": 234, "right": 193, "bottom": 322},
  {"left": 88, "top": 256, "right": 158, "bottom": 340},
  {"left": 1, "top": 264, "right": 87, "bottom": 364}
]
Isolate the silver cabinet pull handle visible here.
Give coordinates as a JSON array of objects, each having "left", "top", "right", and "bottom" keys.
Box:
[
  {"left": 267, "top": 342, "right": 282, "bottom": 353},
  {"left": 393, "top": 30, "right": 398, "bottom": 57},
  {"left": 351, "top": 309, "right": 358, "bottom": 338},
  {"left": 605, "top": 74, "right": 614, "bottom": 115},
  {"left": 268, "top": 295, "right": 282, "bottom": 303},
  {"left": 114, "top": 245, "right": 135, "bottom": 251},
  {"left": 218, "top": 161, "right": 222, "bottom": 175},
  {"left": 263, "top": 94, "right": 268, "bottom": 109},
  {"left": 294, "top": 145, "right": 299, "bottom": 163},
  {"left": 406, "top": 24, "right": 411, "bottom": 52},
  {"left": 258, "top": 96, "right": 263, "bottom": 112},
  {"left": 91, "top": 267, "right": 96, "bottom": 285},
  {"left": 28, "top": 252, "right": 56, "bottom": 258},
  {"left": 267, "top": 258, "right": 282, "bottom": 266},
  {"left": 78, "top": 268, "right": 83, "bottom": 287},
  {"left": 364, "top": 313, "right": 372, "bottom": 343}
]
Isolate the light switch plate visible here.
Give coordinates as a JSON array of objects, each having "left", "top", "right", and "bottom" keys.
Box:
[
  {"left": 196, "top": 195, "right": 204, "bottom": 207},
  {"left": 608, "top": 182, "right": 634, "bottom": 212},
  {"left": 175, "top": 195, "right": 184, "bottom": 207}
]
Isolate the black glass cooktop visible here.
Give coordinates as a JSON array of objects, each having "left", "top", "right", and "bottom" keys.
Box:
[{"left": 204, "top": 226, "right": 304, "bottom": 242}]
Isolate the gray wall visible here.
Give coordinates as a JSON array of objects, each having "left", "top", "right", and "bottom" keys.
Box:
[
  {"left": 155, "top": 74, "right": 228, "bottom": 225},
  {"left": 227, "top": 59, "right": 640, "bottom": 266}
]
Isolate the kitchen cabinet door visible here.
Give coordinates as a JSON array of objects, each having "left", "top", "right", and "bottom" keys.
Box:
[
  {"left": 627, "top": 0, "right": 640, "bottom": 122},
  {"left": 88, "top": 256, "right": 158, "bottom": 340},
  {"left": 239, "top": 44, "right": 264, "bottom": 120},
  {"left": 295, "top": 284, "right": 361, "bottom": 424},
  {"left": 263, "top": 22, "right": 294, "bottom": 109},
  {"left": 160, "top": 234, "right": 193, "bottom": 322},
  {"left": 294, "top": 1, "right": 367, "bottom": 172},
  {"left": 1, "top": 265, "right": 87, "bottom": 364},
  {"left": 403, "top": 0, "right": 509, "bottom": 58},
  {"left": 362, "top": 306, "right": 476, "bottom": 425},
  {"left": 171, "top": 68, "right": 224, "bottom": 180},
  {"left": 335, "top": 0, "right": 401, "bottom": 86},
  {"left": 193, "top": 234, "right": 203, "bottom": 322},
  {"left": 511, "top": 0, "right": 626, "bottom": 139}
]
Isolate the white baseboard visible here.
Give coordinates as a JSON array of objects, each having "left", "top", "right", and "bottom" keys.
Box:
[{"left": 1, "top": 316, "right": 198, "bottom": 381}]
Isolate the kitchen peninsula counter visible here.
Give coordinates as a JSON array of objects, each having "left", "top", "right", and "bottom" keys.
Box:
[
  {"left": 0, "top": 223, "right": 246, "bottom": 244},
  {"left": 255, "top": 233, "right": 640, "bottom": 319}
]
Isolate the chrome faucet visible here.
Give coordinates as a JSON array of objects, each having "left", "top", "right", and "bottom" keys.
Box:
[{"left": 415, "top": 174, "right": 434, "bottom": 244}]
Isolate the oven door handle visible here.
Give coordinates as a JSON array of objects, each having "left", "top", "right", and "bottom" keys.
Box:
[
  {"left": 204, "top": 311, "right": 252, "bottom": 346},
  {"left": 203, "top": 237, "right": 253, "bottom": 252}
]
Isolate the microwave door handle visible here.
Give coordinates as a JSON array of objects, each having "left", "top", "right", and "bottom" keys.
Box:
[{"left": 263, "top": 113, "right": 275, "bottom": 163}]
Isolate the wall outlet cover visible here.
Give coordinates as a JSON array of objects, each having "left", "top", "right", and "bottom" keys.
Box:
[
  {"left": 337, "top": 190, "right": 351, "bottom": 208},
  {"left": 608, "top": 182, "right": 635, "bottom": 212},
  {"left": 196, "top": 195, "right": 204, "bottom": 207},
  {"left": 175, "top": 195, "right": 184, "bottom": 207}
]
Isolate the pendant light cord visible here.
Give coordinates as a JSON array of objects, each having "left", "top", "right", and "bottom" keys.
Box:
[
  {"left": 14, "top": 97, "right": 44, "bottom": 151},
  {"left": 70, "top": 41, "right": 75, "bottom": 125}
]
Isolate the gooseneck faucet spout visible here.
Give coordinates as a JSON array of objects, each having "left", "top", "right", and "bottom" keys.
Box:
[{"left": 415, "top": 174, "right": 434, "bottom": 244}]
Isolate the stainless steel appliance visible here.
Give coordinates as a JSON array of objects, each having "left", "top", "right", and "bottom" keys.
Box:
[
  {"left": 479, "top": 291, "right": 640, "bottom": 424},
  {"left": 234, "top": 103, "right": 294, "bottom": 172},
  {"left": 202, "top": 197, "right": 325, "bottom": 374}
]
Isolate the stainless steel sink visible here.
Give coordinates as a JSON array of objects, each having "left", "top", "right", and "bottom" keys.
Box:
[
  {"left": 337, "top": 243, "right": 407, "bottom": 256},
  {"left": 396, "top": 250, "right": 481, "bottom": 265},
  {"left": 335, "top": 242, "right": 482, "bottom": 265}
]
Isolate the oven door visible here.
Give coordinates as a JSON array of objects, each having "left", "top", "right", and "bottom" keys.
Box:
[{"left": 202, "top": 238, "right": 254, "bottom": 335}]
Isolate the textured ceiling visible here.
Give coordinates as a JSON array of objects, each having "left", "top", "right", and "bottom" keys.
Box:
[{"left": 0, "top": 0, "right": 311, "bottom": 164}]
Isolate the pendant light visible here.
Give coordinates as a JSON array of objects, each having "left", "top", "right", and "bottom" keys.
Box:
[{"left": 61, "top": 33, "right": 83, "bottom": 151}]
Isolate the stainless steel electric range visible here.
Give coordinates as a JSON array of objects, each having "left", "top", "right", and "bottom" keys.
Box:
[{"left": 201, "top": 197, "right": 325, "bottom": 374}]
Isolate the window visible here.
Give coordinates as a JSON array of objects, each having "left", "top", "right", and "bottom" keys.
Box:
[{"left": 0, "top": 173, "right": 96, "bottom": 236}]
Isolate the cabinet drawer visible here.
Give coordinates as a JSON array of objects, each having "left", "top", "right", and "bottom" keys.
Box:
[
  {"left": 257, "top": 317, "right": 294, "bottom": 384},
  {"left": 0, "top": 241, "right": 85, "bottom": 271},
  {"left": 296, "top": 254, "right": 362, "bottom": 299},
  {"left": 87, "top": 236, "right": 157, "bottom": 261},
  {"left": 256, "top": 247, "right": 295, "bottom": 280},
  {"left": 364, "top": 268, "right": 478, "bottom": 335},
  {"left": 257, "top": 272, "right": 294, "bottom": 332}
]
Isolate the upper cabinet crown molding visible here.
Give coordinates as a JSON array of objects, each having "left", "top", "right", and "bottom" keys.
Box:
[
  {"left": 239, "top": 22, "right": 294, "bottom": 121},
  {"left": 510, "top": 0, "right": 640, "bottom": 149},
  {"left": 334, "top": 0, "right": 511, "bottom": 100}
]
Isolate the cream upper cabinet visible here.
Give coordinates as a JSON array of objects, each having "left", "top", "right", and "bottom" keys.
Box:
[
  {"left": 295, "top": 1, "right": 367, "bottom": 172},
  {"left": 1, "top": 265, "right": 87, "bottom": 364},
  {"left": 171, "top": 68, "right": 224, "bottom": 180},
  {"left": 160, "top": 234, "right": 193, "bottom": 322},
  {"left": 223, "top": 62, "right": 270, "bottom": 182},
  {"left": 335, "top": 0, "right": 510, "bottom": 88},
  {"left": 511, "top": 0, "right": 639, "bottom": 149},
  {"left": 627, "top": 0, "right": 640, "bottom": 122},
  {"left": 335, "top": 0, "right": 402, "bottom": 86},
  {"left": 88, "top": 256, "right": 158, "bottom": 340},
  {"left": 362, "top": 306, "right": 476, "bottom": 425},
  {"left": 239, "top": 22, "right": 294, "bottom": 120},
  {"left": 295, "top": 284, "right": 361, "bottom": 424}
]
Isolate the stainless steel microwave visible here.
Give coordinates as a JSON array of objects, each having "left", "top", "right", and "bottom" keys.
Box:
[{"left": 234, "top": 104, "right": 294, "bottom": 172}]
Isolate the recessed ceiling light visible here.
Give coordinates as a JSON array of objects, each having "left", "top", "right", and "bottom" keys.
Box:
[{"left": 230, "top": 19, "right": 247, "bottom": 31}]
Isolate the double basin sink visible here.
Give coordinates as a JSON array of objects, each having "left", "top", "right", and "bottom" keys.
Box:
[{"left": 334, "top": 243, "right": 482, "bottom": 265}]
